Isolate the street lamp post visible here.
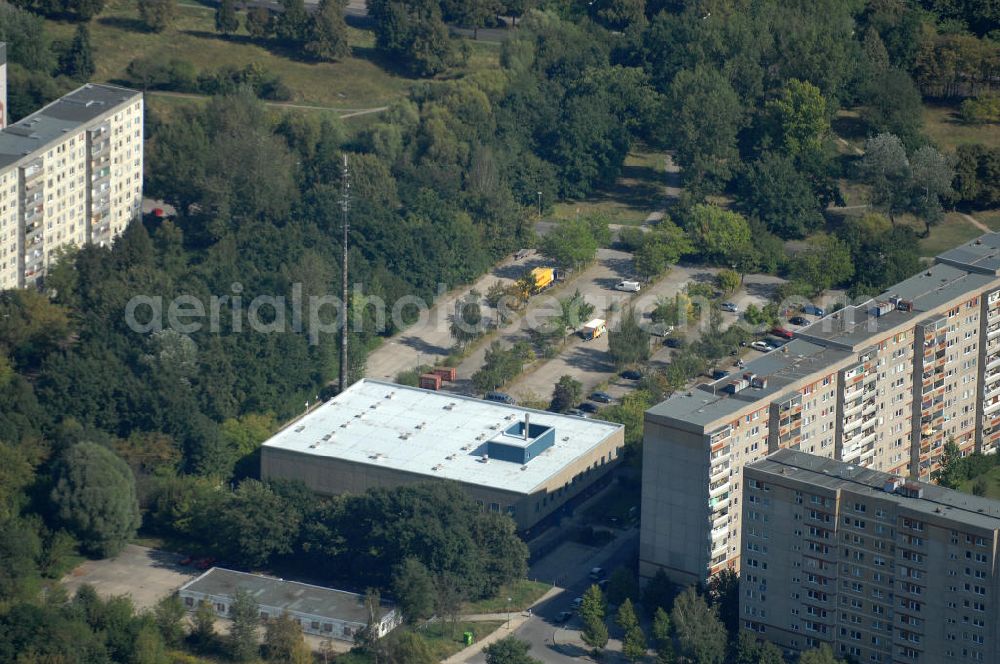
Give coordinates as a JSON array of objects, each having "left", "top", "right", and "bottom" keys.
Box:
[
  {"left": 536, "top": 191, "right": 542, "bottom": 218},
  {"left": 507, "top": 597, "right": 513, "bottom": 629}
]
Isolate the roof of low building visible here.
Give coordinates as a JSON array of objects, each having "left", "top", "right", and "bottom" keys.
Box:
[
  {"left": 0, "top": 83, "right": 141, "bottom": 170},
  {"left": 179, "top": 568, "right": 393, "bottom": 623},
  {"left": 750, "top": 449, "right": 1000, "bottom": 531},
  {"left": 261, "top": 379, "right": 622, "bottom": 495}
]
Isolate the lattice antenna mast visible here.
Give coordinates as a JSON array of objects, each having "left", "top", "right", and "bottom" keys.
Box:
[{"left": 339, "top": 153, "right": 350, "bottom": 394}]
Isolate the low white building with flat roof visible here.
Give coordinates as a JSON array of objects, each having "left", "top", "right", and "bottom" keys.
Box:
[
  {"left": 178, "top": 568, "right": 400, "bottom": 641},
  {"left": 261, "top": 379, "right": 625, "bottom": 530}
]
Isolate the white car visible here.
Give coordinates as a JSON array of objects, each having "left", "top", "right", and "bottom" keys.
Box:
[
  {"left": 721, "top": 302, "right": 738, "bottom": 313},
  {"left": 751, "top": 341, "right": 774, "bottom": 352},
  {"left": 615, "top": 280, "right": 641, "bottom": 292}
]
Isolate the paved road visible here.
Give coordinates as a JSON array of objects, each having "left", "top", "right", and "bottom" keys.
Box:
[{"left": 363, "top": 251, "right": 544, "bottom": 381}]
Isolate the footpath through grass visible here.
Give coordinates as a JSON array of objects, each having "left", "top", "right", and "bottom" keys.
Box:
[{"left": 44, "top": 0, "right": 498, "bottom": 110}]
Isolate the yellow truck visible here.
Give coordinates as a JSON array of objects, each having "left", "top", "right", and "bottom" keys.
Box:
[
  {"left": 521, "top": 267, "right": 556, "bottom": 296},
  {"left": 581, "top": 318, "right": 607, "bottom": 340}
]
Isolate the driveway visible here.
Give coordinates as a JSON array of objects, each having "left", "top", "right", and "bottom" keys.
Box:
[{"left": 61, "top": 544, "right": 198, "bottom": 610}]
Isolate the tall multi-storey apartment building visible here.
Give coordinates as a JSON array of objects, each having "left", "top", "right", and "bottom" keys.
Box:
[
  {"left": 641, "top": 232, "right": 1000, "bottom": 586},
  {"left": 0, "top": 82, "right": 143, "bottom": 290},
  {"left": 741, "top": 449, "right": 1000, "bottom": 664}
]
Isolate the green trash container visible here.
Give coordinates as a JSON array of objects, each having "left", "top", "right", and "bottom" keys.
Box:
[{"left": 463, "top": 631, "right": 475, "bottom": 646}]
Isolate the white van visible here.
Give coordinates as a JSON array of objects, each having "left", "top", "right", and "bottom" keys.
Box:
[{"left": 615, "top": 280, "right": 641, "bottom": 292}]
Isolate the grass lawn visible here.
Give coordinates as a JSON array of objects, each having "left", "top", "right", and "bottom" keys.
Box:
[
  {"left": 462, "top": 579, "right": 552, "bottom": 614},
  {"left": 914, "top": 212, "right": 984, "bottom": 257},
  {"left": 44, "top": 0, "right": 496, "bottom": 110},
  {"left": 550, "top": 147, "right": 672, "bottom": 225},
  {"left": 418, "top": 620, "right": 505, "bottom": 659},
  {"left": 923, "top": 103, "right": 1000, "bottom": 152},
  {"left": 970, "top": 209, "right": 1000, "bottom": 231},
  {"left": 958, "top": 465, "right": 1000, "bottom": 500}
]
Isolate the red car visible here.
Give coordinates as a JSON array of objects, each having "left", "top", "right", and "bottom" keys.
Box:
[{"left": 771, "top": 326, "right": 794, "bottom": 340}]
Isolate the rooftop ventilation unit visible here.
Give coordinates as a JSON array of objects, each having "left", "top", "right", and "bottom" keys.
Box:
[
  {"left": 443, "top": 403, "right": 455, "bottom": 410},
  {"left": 340, "top": 422, "right": 350, "bottom": 428},
  {"left": 415, "top": 422, "right": 426, "bottom": 430},
  {"left": 294, "top": 425, "right": 306, "bottom": 433},
  {"left": 369, "top": 403, "right": 379, "bottom": 409},
  {"left": 354, "top": 412, "right": 364, "bottom": 419},
  {"left": 432, "top": 464, "right": 443, "bottom": 471},
  {"left": 399, "top": 432, "right": 411, "bottom": 440},
  {"left": 445, "top": 454, "right": 455, "bottom": 460},
  {"left": 322, "top": 433, "right": 333, "bottom": 441},
  {"left": 385, "top": 392, "right": 395, "bottom": 399},
  {"left": 479, "top": 454, "right": 489, "bottom": 463}
]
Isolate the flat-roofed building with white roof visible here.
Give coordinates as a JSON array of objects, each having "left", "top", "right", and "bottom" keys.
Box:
[
  {"left": 261, "top": 379, "right": 625, "bottom": 530},
  {"left": 178, "top": 567, "right": 401, "bottom": 641}
]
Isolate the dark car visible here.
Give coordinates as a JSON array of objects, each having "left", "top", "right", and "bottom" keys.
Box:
[
  {"left": 485, "top": 391, "right": 516, "bottom": 405},
  {"left": 590, "top": 391, "right": 613, "bottom": 403},
  {"left": 555, "top": 611, "right": 573, "bottom": 623},
  {"left": 664, "top": 337, "right": 684, "bottom": 348},
  {"left": 771, "top": 326, "right": 794, "bottom": 340},
  {"left": 711, "top": 369, "right": 728, "bottom": 380},
  {"left": 567, "top": 408, "right": 590, "bottom": 418},
  {"left": 620, "top": 369, "right": 643, "bottom": 380},
  {"left": 788, "top": 316, "right": 809, "bottom": 326},
  {"left": 578, "top": 402, "right": 599, "bottom": 413}
]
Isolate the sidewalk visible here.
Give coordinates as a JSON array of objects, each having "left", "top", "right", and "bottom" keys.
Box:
[{"left": 441, "top": 587, "right": 563, "bottom": 664}]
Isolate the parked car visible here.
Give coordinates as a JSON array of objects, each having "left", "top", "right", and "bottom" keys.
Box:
[
  {"left": 590, "top": 391, "right": 613, "bottom": 403},
  {"left": 620, "top": 369, "right": 643, "bottom": 380},
  {"left": 578, "top": 402, "right": 599, "bottom": 413},
  {"left": 650, "top": 323, "right": 674, "bottom": 337},
  {"left": 589, "top": 567, "right": 606, "bottom": 580},
  {"left": 194, "top": 557, "right": 217, "bottom": 570},
  {"left": 751, "top": 341, "right": 774, "bottom": 352},
  {"left": 721, "top": 302, "right": 738, "bottom": 313},
  {"left": 571, "top": 597, "right": 584, "bottom": 611},
  {"left": 664, "top": 336, "right": 684, "bottom": 348},
  {"left": 711, "top": 369, "right": 729, "bottom": 380},
  {"left": 788, "top": 316, "right": 809, "bottom": 326},
  {"left": 771, "top": 326, "right": 794, "bottom": 339},
  {"left": 567, "top": 408, "right": 590, "bottom": 418},
  {"left": 555, "top": 611, "right": 573, "bottom": 623},
  {"left": 485, "top": 391, "right": 516, "bottom": 405},
  {"left": 802, "top": 304, "right": 825, "bottom": 316},
  {"left": 615, "top": 280, "right": 641, "bottom": 292}
]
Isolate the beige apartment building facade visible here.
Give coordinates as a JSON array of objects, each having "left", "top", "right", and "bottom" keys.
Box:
[
  {"left": 742, "top": 449, "right": 1000, "bottom": 664},
  {"left": 641, "top": 233, "right": 1000, "bottom": 586},
  {"left": 0, "top": 83, "right": 143, "bottom": 290}
]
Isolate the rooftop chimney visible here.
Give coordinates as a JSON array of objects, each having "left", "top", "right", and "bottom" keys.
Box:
[{"left": 524, "top": 413, "right": 530, "bottom": 440}]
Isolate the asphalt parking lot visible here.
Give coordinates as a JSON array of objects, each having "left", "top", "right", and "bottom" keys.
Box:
[{"left": 62, "top": 544, "right": 198, "bottom": 610}]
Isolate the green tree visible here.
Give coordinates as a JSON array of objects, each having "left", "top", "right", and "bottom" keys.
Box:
[
  {"left": 606, "top": 567, "right": 639, "bottom": 606},
  {"left": 60, "top": 25, "right": 95, "bottom": 81},
  {"left": 608, "top": 306, "right": 650, "bottom": 369},
  {"left": 684, "top": 205, "right": 751, "bottom": 264},
  {"left": 386, "top": 631, "right": 437, "bottom": 664},
  {"left": 263, "top": 612, "right": 311, "bottom": 664},
  {"left": 715, "top": 269, "right": 740, "bottom": 296},
  {"left": 788, "top": 233, "right": 855, "bottom": 295},
  {"left": 953, "top": 144, "right": 1000, "bottom": 208},
  {"left": 450, "top": 293, "right": 486, "bottom": 347},
  {"left": 153, "top": 594, "right": 186, "bottom": 648},
  {"left": 864, "top": 68, "right": 923, "bottom": 145},
  {"left": 557, "top": 290, "right": 595, "bottom": 333},
  {"left": 275, "top": 0, "right": 310, "bottom": 43},
  {"left": 228, "top": 588, "right": 260, "bottom": 662},
  {"left": 138, "top": 0, "right": 177, "bottom": 32},
  {"left": 737, "top": 152, "right": 824, "bottom": 240},
  {"left": 973, "top": 478, "right": 988, "bottom": 496},
  {"left": 733, "top": 631, "right": 785, "bottom": 664},
  {"left": 617, "top": 598, "right": 647, "bottom": 662},
  {"left": 392, "top": 558, "right": 436, "bottom": 623},
  {"left": 192, "top": 599, "right": 217, "bottom": 649},
  {"left": 483, "top": 635, "right": 542, "bottom": 664},
  {"left": 934, "top": 440, "right": 964, "bottom": 489},
  {"left": 209, "top": 479, "right": 301, "bottom": 568},
  {"left": 540, "top": 217, "right": 600, "bottom": 271},
  {"left": 634, "top": 221, "right": 692, "bottom": 281},
  {"left": 580, "top": 584, "right": 608, "bottom": 650},
  {"left": 307, "top": 0, "right": 351, "bottom": 61},
  {"left": 764, "top": 78, "right": 829, "bottom": 163},
  {"left": 133, "top": 623, "right": 169, "bottom": 664},
  {"left": 670, "top": 587, "right": 726, "bottom": 664},
  {"left": 215, "top": 0, "right": 239, "bottom": 34},
  {"left": 858, "top": 133, "right": 911, "bottom": 224},
  {"left": 245, "top": 6, "right": 274, "bottom": 38},
  {"left": 651, "top": 606, "right": 674, "bottom": 662},
  {"left": 642, "top": 569, "right": 675, "bottom": 618},
  {"left": 368, "top": 0, "right": 459, "bottom": 77},
  {"left": 663, "top": 66, "right": 744, "bottom": 192},
  {"left": 799, "top": 644, "right": 842, "bottom": 664},
  {"left": 549, "top": 375, "right": 582, "bottom": 413},
  {"left": 706, "top": 569, "right": 739, "bottom": 636},
  {"left": 908, "top": 145, "right": 954, "bottom": 237},
  {"left": 49, "top": 442, "right": 140, "bottom": 557}
]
